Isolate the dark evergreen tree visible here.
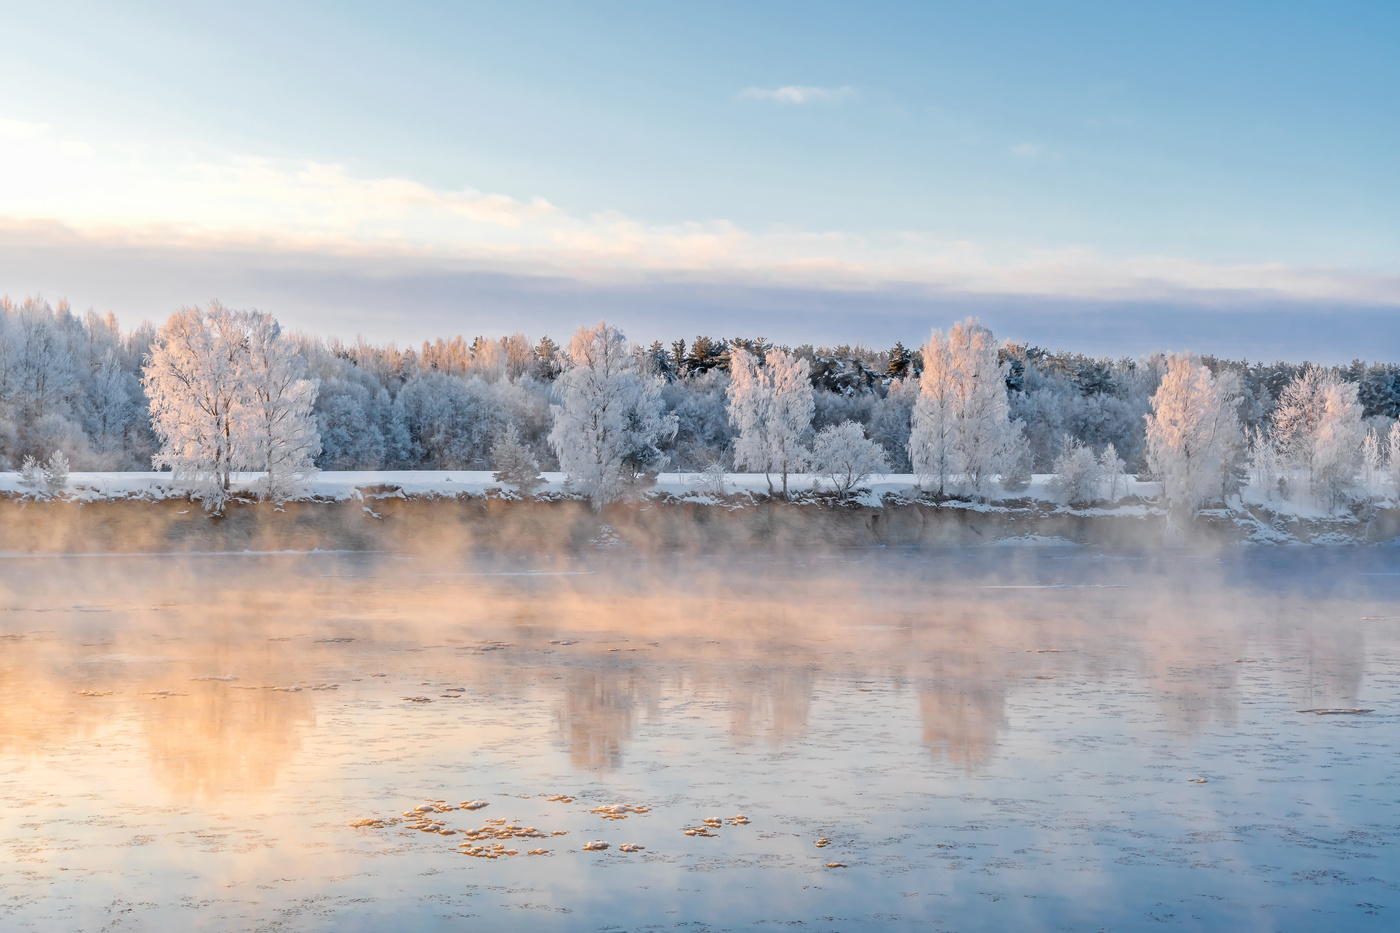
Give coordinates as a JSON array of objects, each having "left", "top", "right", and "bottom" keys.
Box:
[
  {"left": 685, "top": 336, "right": 729, "bottom": 375},
  {"left": 886, "top": 341, "right": 911, "bottom": 378},
  {"left": 533, "top": 336, "right": 562, "bottom": 381}
]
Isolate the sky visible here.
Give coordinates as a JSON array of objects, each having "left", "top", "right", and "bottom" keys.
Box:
[{"left": 1, "top": 0, "right": 1397, "bottom": 359}]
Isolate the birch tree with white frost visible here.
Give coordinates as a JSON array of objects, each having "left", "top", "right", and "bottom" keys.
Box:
[
  {"left": 1246, "top": 427, "right": 1285, "bottom": 501},
  {"left": 1144, "top": 354, "right": 1242, "bottom": 515},
  {"left": 811, "top": 420, "right": 890, "bottom": 500},
  {"left": 143, "top": 303, "right": 320, "bottom": 508},
  {"left": 1273, "top": 367, "right": 1363, "bottom": 508},
  {"left": 548, "top": 322, "right": 676, "bottom": 510},
  {"left": 1310, "top": 378, "right": 1364, "bottom": 509},
  {"left": 1098, "top": 442, "right": 1126, "bottom": 503},
  {"left": 1271, "top": 367, "right": 1332, "bottom": 490},
  {"left": 241, "top": 313, "right": 321, "bottom": 501},
  {"left": 907, "top": 330, "right": 955, "bottom": 494},
  {"left": 1362, "top": 429, "right": 1383, "bottom": 490},
  {"left": 727, "top": 348, "right": 814, "bottom": 498},
  {"left": 908, "top": 319, "right": 1026, "bottom": 498},
  {"left": 143, "top": 304, "right": 249, "bottom": 503},
  {"left": 1389, "top": 421, "right": 1400, "bottom": 497}
]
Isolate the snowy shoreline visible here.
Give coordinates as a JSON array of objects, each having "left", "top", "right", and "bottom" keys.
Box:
[
  {"left": 1, "top": 470, "right": 1396, "bottom": 549},
  {"left": 3, "top": 469, "right": 1161, "bottom": 503}
]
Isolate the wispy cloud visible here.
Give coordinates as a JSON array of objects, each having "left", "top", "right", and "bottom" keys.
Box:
[
  {"left": 0, "top": 117, "right": 53, "bottom": 139},
  {"left": 738, "top": 85, "right": 858, "bottom": 104},
  {"left": 0, "top": 120, "right": 1395, "bottom": 307},
  {"left": 1009, "top": 142, "right": 1059, "bottom": 162}
]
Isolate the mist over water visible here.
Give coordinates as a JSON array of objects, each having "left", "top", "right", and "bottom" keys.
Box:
[{"left": 1, "top": 547, "right": 1397, "bottom": 931}]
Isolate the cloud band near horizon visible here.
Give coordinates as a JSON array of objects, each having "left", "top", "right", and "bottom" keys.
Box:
[{"left": 2, "top": 115, "right": 1398, "bottom": 358}]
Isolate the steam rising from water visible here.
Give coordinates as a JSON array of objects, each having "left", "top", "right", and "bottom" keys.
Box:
[{"left": 0, "top": 548, "right": 1395, "bottom": 929}]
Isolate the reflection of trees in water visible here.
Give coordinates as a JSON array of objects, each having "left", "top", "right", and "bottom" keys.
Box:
[
  {"left": 0, "top": 634, "right": 98, "bottom": 759},
  {"left": 554, "top": 661, "right": 813, "bottom": 772},
  {"left": 2, "top": 554, "right": 1386, "bottom": 790},
  {"left": 727, "top": 665, "right": 812, "bottom": 746},
  {"left": 911, "top": 622, "right": 1009, "bottom": 768},
  {"left": 918, "top": 686, "right": 1006, "bottom": 769},
  {"left": 903, "top": 603, "right": 1012, "bottom": 769},
  {"left": 0, "top": 630, "right": 314, "bottom": 799},
  {"left": 143, "top": 681, "right": 312, "bottom": 799},
  {"left": 1296, "top": 612, "right": 1368, "bottom": 709},
  {"left": 557, "top": 665, "right": 653, "bottom": 772},
  {"left": 1127, "top": 592, "right": 1370, "bottom": 735}
]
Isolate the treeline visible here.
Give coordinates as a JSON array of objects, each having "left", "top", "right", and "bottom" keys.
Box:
[{"left": 3, "top": 294, "right": 1400, "bottom": 501}]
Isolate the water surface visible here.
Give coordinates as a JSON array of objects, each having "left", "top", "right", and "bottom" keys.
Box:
[{"left": 1, "top": 548, "right": 1396, "bottom": 931}]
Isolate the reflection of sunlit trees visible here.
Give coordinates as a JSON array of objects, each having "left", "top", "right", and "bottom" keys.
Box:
[
  {"left": 727, "top": 666, "right": 812, "bottom": 746},
  {"left": 143, "top": 682, "right": 312, "bottom": 799},
  {"left": 918, "top": 684, "right": 1006, "bottom": 769},
  {"left": 557, "top": 667, "right": 652, "bottom": 772},
  {"left": 0, "top": 640, "right": 95, "bottom": 759}
]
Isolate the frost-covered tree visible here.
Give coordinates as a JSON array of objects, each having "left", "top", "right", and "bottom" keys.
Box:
[
  {"left": 299, "top": 337, "right": 409, "bottom": 470},
  {"left": 1389, "top": 421, "right": 1400, "bottom": 497},
  {"left": 16, "top": 456, "right": 43, "bottom": 492},
  {"left": 727, "top": 348, "right": 814, "bottom": 498},
  {"left": 1362, "top": 428, "right": 1383, "bottom": 490},
  {"left": 619, "top": 371, "right": 676, "bottom": 492},
  {"left": 492, "top": 422, "right": 544, "bottom": 496},
  {"left": 1004, "top": 343, "right": 1157, "bottom": 474},
  {"left": 548, "top": 322, "right": 677, "bottom": 510},
  {"left": 1000, "top": 440, "right": 1034, "bottom": 493},
  {"left": 82, "top": 350, "right": 137, "bottom": 467},
  {"left": 315, "top": 393, "right": 387, "bottom": 469},
  {"left": 697, "top": 458, "right": 728, "bottom": 496},
  {"left": 1246, "top": 427, "right": 1286, "bottom": 501},
  {"left": 396, "top": 371, "right": 501, "bottom": 468},
  {"left": 1098, "top": 442, "right": 1126, "bottom": 503},
  {"left": 1271, "top": 367, "right": 1332, "bottom": 489},
  {"left": 1047, "top": 436, "right": 1101, "bottom": 506},
  {"left": 812, "top": 420, "right": 890, "bottom": 500},
  {"left": 907, "top": 330, "right": 955, "bottom": 494},
  {"left": 143, "top": 304, "right": 251, "bottom": 504},
  {"left": 869, "top": 376, "right": 918, "bottom": 471},
  {"left": 662, "top": 369, "right": 734, "bottom": 471},
  {"left": 241, "top": 314, "right": 320, "bottom": 500},
  {"left": 1273, "top": 367, "right": 1363, "bottom": 507},
  {"left": 0, "top": 296, "right": 141, "bottom": 470},
  {"left": 1144, "top": 354, "right": 1242, "bottom": 515},
  {"left": 1311, "top": 378, "right": 1364, "bottom": 510},
  {"left": 9, "top": 288, "right": 1400, "bottom": 497},
  {"left": 908, "top": 319, "right": 1027, "bottom": 498},
  {"left": 501, "top": 333, "right": 536, "bottom": 380},
  {"left": 144, "top": 303, "right": 318, "bottom": 507},
  {"left": 42, "top": 449, "right": 69, "bottom": 496}
]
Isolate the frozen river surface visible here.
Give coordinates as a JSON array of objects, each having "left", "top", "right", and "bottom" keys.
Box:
[{"left": 0, "top": 548, "right": 1397, "bottom": 931}]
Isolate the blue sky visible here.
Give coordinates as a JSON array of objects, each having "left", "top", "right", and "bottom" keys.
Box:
[{"left": 1, "top": 1, "right": 1397, "bottom": 357}]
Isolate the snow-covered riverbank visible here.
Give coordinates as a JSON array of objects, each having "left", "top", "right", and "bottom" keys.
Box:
[
  {"left": 0, "top": 469, "right": 1165, "bottom": 504},
  {"left": 1, "top": 471, "right": 1397, "bottom": 551}
]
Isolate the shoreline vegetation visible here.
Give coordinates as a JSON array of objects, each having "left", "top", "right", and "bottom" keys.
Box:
[
  {"left": 3, "top": 298, "right": 1399, "bottom": 531},
  {"left": 2, "top": 471, "right": 1396, "bottom": 552}
]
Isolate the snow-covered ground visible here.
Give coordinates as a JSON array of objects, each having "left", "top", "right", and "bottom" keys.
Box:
[
  {"left": 0, "top": 471, "right": 1393, "bottom": 526},
  {"left": 0, "top": 470, "right": 1170, "bottom": 505}
]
